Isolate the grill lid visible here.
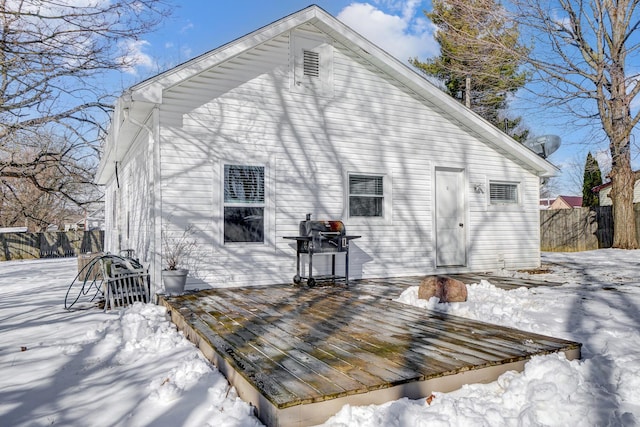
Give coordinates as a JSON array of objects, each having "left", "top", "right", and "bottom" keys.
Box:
[
  {"left": 299, "top": 214, "right": 345, "bottom": 237},
  {"left": 299, "top": 220, "right": 345, "bottom": 237}
]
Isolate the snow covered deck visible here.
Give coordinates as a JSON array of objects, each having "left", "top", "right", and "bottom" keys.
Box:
[{"left": 159, "top": 277, "right": 581, "bottom": 427}]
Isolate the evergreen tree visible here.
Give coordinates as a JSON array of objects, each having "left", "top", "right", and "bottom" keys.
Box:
[
  {"left": 582, "top": 152, "right": 603, "bottom": 208},
  {"left": 410, "top": 0, "right": 529, "bottom": 141}
]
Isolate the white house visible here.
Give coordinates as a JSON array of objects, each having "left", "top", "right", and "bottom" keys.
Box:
[
  {"left": 96, "top": 5, "right": 557, "bottom": 293},
  {"left": 594, "top": 174, "right": 640, "bottom": 206}
]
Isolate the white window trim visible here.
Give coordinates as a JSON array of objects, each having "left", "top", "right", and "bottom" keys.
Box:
[
  {"left": 487, "top": 179, "right": 523, "bottom": 209},
  {"left": 344, "top": 170, "right": 392, "bottom": 225},
  {"left": 223, "top": 164, "right": 266, "bottom": 244},
  {"left": 215, "top": 156, "right": 275, "bottom": 253}
]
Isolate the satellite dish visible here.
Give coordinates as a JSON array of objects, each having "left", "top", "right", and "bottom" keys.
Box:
[{"left": 524, "top": 135, "right": 561, "bottom": 159}]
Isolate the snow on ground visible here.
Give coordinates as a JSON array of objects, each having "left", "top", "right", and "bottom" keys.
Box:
[{"left": 1, "top": 250, "right": 640, "bottom": 426}]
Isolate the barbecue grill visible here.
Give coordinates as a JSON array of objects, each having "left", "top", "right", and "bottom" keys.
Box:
[{"left": 283, "top": 214, "right": 361, "bottom": 287}]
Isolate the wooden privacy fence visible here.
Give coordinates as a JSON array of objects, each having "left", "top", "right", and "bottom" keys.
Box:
[
  {"left": 0, "top": 230, "right": 104, "bottom": 261},
  {"left": 541, "top": 204, "right": 640, "bottom": 252}
]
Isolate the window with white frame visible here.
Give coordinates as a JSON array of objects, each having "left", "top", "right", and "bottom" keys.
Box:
[
  {"left": 223, "top": 164, "right": 265, "bottom": 243},
  {"left": 489, "top": 181, "right": 519, "bottom": 204},
  {"left": 349, "top": 174, "right": 384, "bottom": 217}
]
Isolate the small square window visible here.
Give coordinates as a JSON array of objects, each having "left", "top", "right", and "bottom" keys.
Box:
[
  {"left": 349, "top": 175, "right": 384, "bottom": 217},
  {"left": 224, "top": 165, "right": 265, "bottom": 243},
  {"left": 490, "top": 182, "right": 519, "bottom": 204}
]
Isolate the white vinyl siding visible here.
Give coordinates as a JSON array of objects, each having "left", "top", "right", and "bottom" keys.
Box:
[
  {"left": 104, "top": 132, "right": 152, "bottom": 260},
  {"left": 152, "top": 25, "right": 543, "bottom": 286},
  {"left": 290, "top": 30, "right": 333, "bottom": 97}
]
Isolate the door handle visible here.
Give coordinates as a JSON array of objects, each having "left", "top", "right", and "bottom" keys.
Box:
[{"left": 459, "top": 223, "right": 464, "bottom": 227}]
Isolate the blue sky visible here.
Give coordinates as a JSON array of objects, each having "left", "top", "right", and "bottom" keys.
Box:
[
  {"left": 132, "top": 1, "right": 438, "bottom": 80},
  {"left": 119, "top": 0, "right": 623, "bottom": 196}
]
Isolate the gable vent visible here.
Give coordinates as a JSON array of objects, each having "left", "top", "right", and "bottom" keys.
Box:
[{"left": 303, "top": 50, "right": 320, "bottom": 78}]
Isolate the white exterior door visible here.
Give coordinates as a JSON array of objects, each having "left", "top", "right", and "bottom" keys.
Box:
[{"left": 435, "top": 168, "right": 467, "bottom": 267}]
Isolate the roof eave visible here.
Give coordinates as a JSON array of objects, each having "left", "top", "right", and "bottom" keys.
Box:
[
  {"left": 129, "top": 6, "right": 324, "bottom": 100},
  {"left": 96, "top": 97, "right": 154, "bottom": 185}
]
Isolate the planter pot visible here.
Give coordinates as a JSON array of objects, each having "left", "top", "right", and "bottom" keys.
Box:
[{"left": 162, "top": 269, "right": 188, "bottom": 295}]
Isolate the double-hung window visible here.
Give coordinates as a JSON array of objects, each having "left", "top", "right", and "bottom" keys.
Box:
[
  {"left": 489, "top": 181, "right": 519, "bottom": 205},
  {"left": 223, "top": 165, "right": 265, "bottom": 243},
  {"left": 349, "top": 174, "right": 384, "bottom": 217}
]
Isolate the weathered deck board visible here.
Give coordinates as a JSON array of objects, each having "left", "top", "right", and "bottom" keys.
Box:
[
  {"left": 160, "top": 277, "right": 579, "bottom": 426},
  {"left": 451, "top": 273, "right": 564, "bottom": 289}
]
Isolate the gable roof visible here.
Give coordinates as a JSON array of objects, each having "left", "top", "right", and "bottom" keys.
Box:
[
  {"left": 97, "top": 4, "right": 557, "bottom": 184},
  {"left": 556, "top": 196, "right": 583, "bottom": 208}
]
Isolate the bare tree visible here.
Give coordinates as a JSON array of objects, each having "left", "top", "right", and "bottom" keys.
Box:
[
  {"left": 0, "top": 130, "right": 99, "bottom": 230},
  {"left": 0, "top": 175, "right": 77, "bottom": 231},
  {"left": 0, "top": 0, "right": 170, "bottom": 227},
  {"left": 510, "top": 0, "right": 640, "bottom": 248}
]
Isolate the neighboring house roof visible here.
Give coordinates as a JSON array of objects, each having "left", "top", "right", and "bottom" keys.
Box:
[
  {"left": 96, "top": 4, "right": 558, "bottom": 185},
  {"left": 549, "top": 195, "right": 582, "bottom": 209},
  {"left": 559, "top": 196, "right": 583, "bottom": 207},
  {"left": 592, "top": 182, "right": 611, "bottom": 193},
  {"left": 592, "top": 170, "right": 640, "bottom": 193}
]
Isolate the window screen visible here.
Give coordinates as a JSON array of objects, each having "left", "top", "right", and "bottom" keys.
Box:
[
  {"left": 224, "top": 165, "right": 265, "bottom": 243},
  {"left": 490, "top": 182, "right": 519, "bottom": 204},
  {"left": 349, "top": 175, "right": 384, "bottom": 217}
]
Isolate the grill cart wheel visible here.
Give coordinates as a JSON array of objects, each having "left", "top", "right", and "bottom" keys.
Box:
[
  {"left": 293, "top": 275, "right": 302, "bottom": 285},
  {"left": 307, "top": 277, "right": 316, "bottom": 287}
]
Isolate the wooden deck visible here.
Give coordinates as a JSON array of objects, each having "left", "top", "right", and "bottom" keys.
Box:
[{"left": 159, "top": 276, "right": 579, "bottom": 427}]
